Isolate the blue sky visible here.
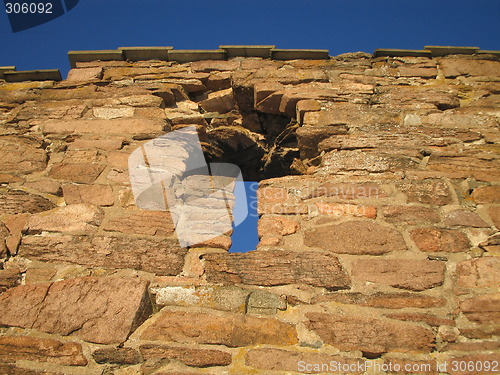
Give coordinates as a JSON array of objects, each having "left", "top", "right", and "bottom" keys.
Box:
[
  {"left": 1, "top": 0, "right": 498, "bottom": 252},
  {"left": 1, "top": 0, "right": 499, "bottom": 76}
]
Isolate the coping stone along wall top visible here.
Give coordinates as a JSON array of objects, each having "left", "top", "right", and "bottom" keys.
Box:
[
  {"left": 4, "top": 69, "right": 62, "bottom": 82},
  {"left": 68, "top": 50, "right": 125, "bottom": 68},
  {"left": 219, "top": 45, "right": 276, "bottom": 58},
  {"left": 0, "top": 66, "right": 16, "bottom": 80},
  {"left": 373, "top": 49, "right": 432, "bottom": 58},
  {"left": 167, "top": 49, "right": 227, "bottom": 63},
  {"left": 119, "top": 47, "right": 173, "bottom": 62}
]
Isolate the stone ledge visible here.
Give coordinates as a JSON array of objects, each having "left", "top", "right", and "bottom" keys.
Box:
[
  {"left": 424, "top": 45, "right": 480, "bottom": 56},
  {"left": 373, "top": 49, "right": 432, "bottom": 58},
  {"left": 478, "top": 49, "right": 500, "bottom": 57},
  {"left": 219, "top": 45, "right": 275, "bottom": 58},
  {"left": 272, "top": 49, "right": 330, "bottom": 60},
  {"left": 0, "top": 66, "right": 16, "bottom": 79},
  {"left": 119, "top": 46, "right": 173, "bottom": 61},
  {"left": 68, "top": 50, "right": 125, "bottom": 68},
  {"left": 167, "top": 49, "right": 227, "bottom": 63},
  {"left": 4, "top": 69, "right": 61, "bottom": 82}
]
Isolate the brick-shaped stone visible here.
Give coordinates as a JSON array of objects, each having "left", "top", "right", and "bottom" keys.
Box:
[
  {"left": 0, "top": 189, "right": 55, "bottom": 215},
  {"left": 459, "top": 293, "right": 500, "bottom": 324},
  {"left": 204, "top": 250, "right": 350, "bottom": 289},
  {"left": 140, "top": 310, "right": 297, "bottom": 347},
  {"left": 140, "top": 344, "right": 232, "bottom": 367},
  {"left": 49, "top": 163, "right": 105, "bottom": 184},
  {"left": 304, "top": 221, "right": 406, "bottom": 255},
  {"left": 19, "top": 235, "right": 186, "bottom": 275},
  {"left": 410, "top": 227, "right": 471, "bottom": 253},
  {"left": 0, "top": 277, "right": 151, "bottom": 344},
  {"left": 306, "top": 312, "right": 435, "bottom": 353},
  {"left": 0, "top": 336, "right": 87, "bottom": 366},
  {"left": 62, "top": 184, "right": 114, "bottom": 206},
  {"left": 352, "top": 259, "right": 445, "bottom": 291},
  {"left": 382, "top": 206, "right": 440, "bottom": 224}
]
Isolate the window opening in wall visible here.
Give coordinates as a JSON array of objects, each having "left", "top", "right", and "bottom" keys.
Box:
[{"left": 229, "top": 181, "right": 259, "bottom": 252}]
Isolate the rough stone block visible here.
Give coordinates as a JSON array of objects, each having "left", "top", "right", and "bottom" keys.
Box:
[
  {"left": 373, "top": 49, "right": 432, "bottom": 58},
  {"left": 471, "top": 185, "right": 500, "bottom": 204},
  {"left": 63, "top": 184, "right": 114, "bottom": 206},
  {"left": 27, "top": 203, "right": 103, "bottom": 234},
  {"left": 102, "top": 209, "right": 174, "bottom": 236},
  {"left": 92, "top": 347, "right": 141, "bottom": 365},
  {"left": 306, "top": 312, "right": 435, "bottom": 353},
  {"left": 0, "top": 336, "right": 87, "bottom": 366},
  {"left": 19, "top": 235, "right": 187, "bottom": 275},
  {"left": 48, "top": 163, "right": 105, "bottom": 184},
  {"left": 313, "top": 292, "right": 446, "bottom": 309},
  {"left": 140, "top": 344, "right": 232, "bottom": 367},
  {"left": 382, "top": 206, "right": 440, "bottom": 224},
  {"left": 410, "top": 227, "right": 472, "bottom": 253},
  {"left": 199, "top": 88, "right": 235, "bottom": 113},
  {"left": 66, "top": 67, "right": 103, "bottom": 81},
  {"left": 0, "top": 188, "right": 56, "bottom": 215},
  {"left": 0, "top": 136, "right": 47, "bottom": 175},
  {"left": 245, "top": 348, "right": 362, "bottom": 374},
  {"left": 305, "top": 221, "right": 406, "bottom": 255},
  {"left": 204, "top": 250, "right": 350, "bottom": 289},
  {"left": 459, "top": 293, "right": 500, "bottom": 324},
  {"left": 43, "top": 118, "right": 167, "bottom": 137},
  {"left": 456, "top": 257, "right": 500, "bottom": 290},
  {"left": 352, "top": 259, "right": 446, "bottom": 291},
  {"left": 0, "top": 277, "right": 151, "bottom": 344},
  {"left": 140, "top": 310, "right": 297, "bottom": 347},
  {"left": 444, "top": 210, "right": 489, "bottom": 227}
]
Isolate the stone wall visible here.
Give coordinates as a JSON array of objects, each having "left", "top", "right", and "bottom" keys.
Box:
[{"left": 0, "top": 45, "right": 499, "bottom": 374}]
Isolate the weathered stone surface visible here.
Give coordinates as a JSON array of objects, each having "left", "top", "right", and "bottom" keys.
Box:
[
  {"left": 62, "top": 184, "right": 114, "bottom": 206},
  {"left": 66, "top": 67, "right": 103, "bottom": 81},
  {"left": 140, "top": 344, "right": 232, "bottom": 367},
  {"left": 306, "top": 312, "right": 435, "bottom": 353},
  {"left": 456, "top": 257, "right": 500, "bottom": 290},
  {"left": 313, "top": 292, "right": 446, "bottom": 309},
  {"left": 27, "top": 203, "right": 103, "bottom": 234},
  {"left": 304, "top": 221, "right": 406, "bottom": 254},
  {"left": 297, "top": 125, "right": 349, "bottom": 159},
  {"left": 314, "top": 202, "right": 377, "bottom": 218},
  {"left": 199, "top": 88, "right": 235, "bottom": 113},
  {"left": 204, "top": 250, "right": 350, "bottom": 289},
  {"left": 322, "top": 150, "right": 419, "bottom": 173},
  {"left": 471, "top": 185, "right": 500, "bottom": 204},
  {"left": 305, "top": 182, "right": 386, "bottom": 199},
  {"left": 373, "top": 85, "right": 460, "bottom": 110},
  {"left": 0, "top": 136, "right": 47, "bottom": 175},
  {"left": 0, "top": 265, "right": 21, "bottom": 292},
  {"left": 102, "top": 209, "right": 175, "bottom": 236},
  {"left": 427, "top": 155, "right": 500, "bottom": 182},
  {"left": 245, "top": 348, "right": 362, "bottom": 374},
  {"left": 459, "top": 293, "right": 500, "bottom": 324},
  {"left": 0, "top": 189, "right": 56, "bottom": 215},
  {"left": 19, "top": 235, "right": 186, "bottom": 275},
  {"left": 258, "top": 215, "right": 299, "bottom": 238},
  {"left": 382, "top": 206, "right": 440, "bottom": 224},
  {"left": 93, "top": 106, "right": 135, "bottom": 119},
  {"left": 0, "top": 277, "right": 151, "bottom": 344},
  {"left": 140, "top": 310, "right": 297, "bottom": 347},
  {"left": 0, "top": 364, "right": 64, "bottom": 375},
  {"left": 49, "top": 163, "right": 105, "bottom": 183},
  {"left": 410, "top": 227, "right": 471, "bottom": 253},
  {"left": 444, "top": 209, "right": 489, "bottom": 227},
  {"left": 439, "top": 58, "right": 500, "bottom": 77},
  {"left": 92, "top": 347, "right": 140, "bottom": 364},
  {"left": 43, "top": 118, "right": 167, "bottom": 136},
  {"left": 397, "top": 180, "right": 453, "bottom": 205},
  {"left": 384, "top": 312, "right": 454, "bottom": 327},
  {"left": 352, "top": 259, "right": 445, "bottom": 291},
  {"left": 191, "top": 60, "right": 240, "bottom": 72},
  {"left": 0, "top": 335, "right": 87, "bottom": 365},
  {"left": 487, "top": 205, "right": 500, "bottom": 229}
]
